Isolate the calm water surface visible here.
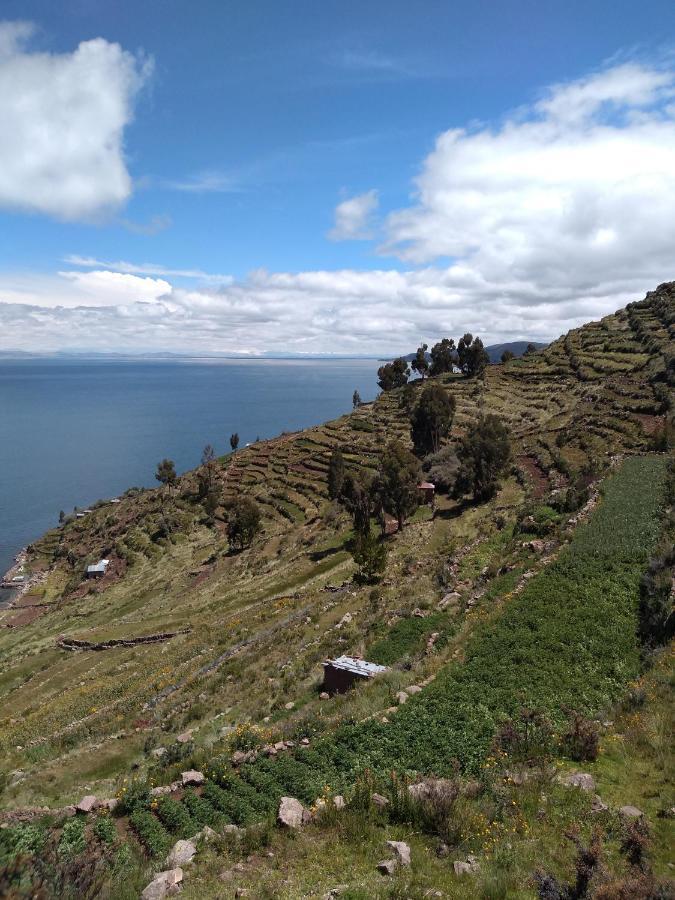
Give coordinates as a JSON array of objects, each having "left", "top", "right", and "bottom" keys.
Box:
[{"left": 0, "top": 358, "right": 380, "bottom": 581}]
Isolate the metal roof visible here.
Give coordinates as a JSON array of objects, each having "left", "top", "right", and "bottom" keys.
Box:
[
  {"left": 86, "top": 559, "right": 110, "bottom": 573},
  {"left": 324, "top": 655, "right": 388, "bottom": 677},
  {"left": 418, "top": 481, "right": 435, "bottom": 490}
]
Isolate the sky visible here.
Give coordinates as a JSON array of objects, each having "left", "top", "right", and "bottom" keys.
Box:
[{"left": 0, "top": 0, "right": 674, "bottom": 356}]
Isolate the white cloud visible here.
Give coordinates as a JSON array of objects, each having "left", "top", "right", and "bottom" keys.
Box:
[
  {"left": 0, "top": 270, "right": 170, "bottom": 309},
  {"left": 64, "top": 255, "right": 233, "bottom": 283},
  {"left": 382, "top": 61, "right": 675, "bottom": 310},
  {"left": 329, "top": 189, "right": 379, "bottom": 240},
  {"left": 0, "top": 20, "right": 152, "bottom": 220}
]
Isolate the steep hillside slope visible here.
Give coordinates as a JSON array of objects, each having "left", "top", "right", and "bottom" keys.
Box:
[{"left": 0, "top": 284, "right": 672, "bottom": 898}]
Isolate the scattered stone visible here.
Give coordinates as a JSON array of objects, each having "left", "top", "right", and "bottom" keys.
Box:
[
  {"left": 151, "top": 785, "right": 174, "bottom": 797},
  {"left": 591, "top": 795, "right": 608, "bottom": 814},
  {"left": 337, "top": 612, "right": 352, "bottom": 628},
  {"left": 76, "top": 795, "right": 98, "bottom": 814},
  {"left": 619, "top": 805, "right": 644, "bottom": 819},
  {"left": 386, "top": 840, "right": 411, "bottom": 866},
  {"left": 333, "top": 795, "right": 345, "bottom": 810},
  {"left": 560, "top": 773, "right": 595, "bottom": 792},
  {"left": 438, "top": 591, "right": 461, "bottom": 610},
  {"left": 407, "top": 685, "right": 422, "bottom": 695},
  {"left": 284, "top": 701, "right": 295, "bottom": 710},
  {"left": 412, "top": 608, "right": 427, "bottom": 618},
  {"left": 141, "top": 867, "right": 183, "bottom": 900},
  {"left": 274, "top": 741, "right": 286, "bottom": 752},
  {"left": 61, "top": 806, "right": 77, "bottom": 818},
  {"left": 319, "top": 692, "right": 330, "bottom": 700},
  {"left": 453, "top": 861, "right": 473, "bottom": 876},
  {"left": 8, "top": 771, "right": 25, "bottom": 787},
  {"left": 196, "top": 825, "right": 217, "bottom": 842},
  {"left": 166, "top": 838, "right": 197, "bottom": 868},
  {"left": 100, "top": 798, "right": 118, "bottom": 812},
  {"left": 231, "top": 750, "right": 249, "bottom": 766},
  {"left": 377, "top": 859, "right": 397, "bottom": 876},
  {"left": 396, "top": 691, "right": 408, "bottom": 705},
  {"left": 175, "top": 730, "right": 193, "bottom": 744},
  {"left": 223, "top": 824, "right": 241, "bottom": 835},
  {"left": 300, "top": 737, "right": 310, "bottom": 746},
  {"left": 371, "top": 793, "right": 389, "bottom": 809},
  {"left": 181, "top": 770, "right": 205, "bottom": 786},
  {"left": 151, "top": 747, "right": 167, "bottom": 759},
  {"left": 277, "top": 796, "right": 305, "bottom": 828},
  {"left": 322, "top": 886, "right": 349, "bottom": 899}
]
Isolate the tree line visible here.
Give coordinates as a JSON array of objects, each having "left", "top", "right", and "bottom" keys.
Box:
[{"left": 377, "top": 333, "right": 490, "bottom": 392}]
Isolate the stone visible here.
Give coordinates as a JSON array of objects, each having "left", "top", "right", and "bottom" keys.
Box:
[
  {"left": 100, "top": 798, "right": 118, "bottom": 811},
  {"left": 181, "top": 770, "right": 205, "bottom": 786},
  {"left": 151, "top": 785, "right": 174, "bottom": 797},
  {"left": 61, "top": 805, "right": 77, "bottom": 818},
  {"left": 453, "top": 861, "right": 473, "bottom": 876},
  {"left": 322, "top": 887, "right": 349, "bottom": 899},
  {"left": 319, "top": 692, "right": 330, "bottom": 700},
  {"left": 223, "top": 824, "right": 241, "bottom": 835},
  {"left": 235, "top": 889, "right": 249, "bottom": 897},
  {"left": 231, "top": 750, "right": 248, "bottom": 766},
  {"left": 274, "top": 741, "right": 286, "bottom": 751},
  {"left": 196, "top": 825, "right": 217, "bottom": 842},
  {"left": 438, "top": 591, "right": 461, "bottom": 610},
  {"left": 8, "top": 770, "right": 25, "bottom": 786},
  {"left": 407, "top": 685, "right": 422, "bottom": 695},
  {"left": 396, "top": 691, "right": 408, "bottom": 705},
  {"left": 302, "top": 808, "right": 313, "bottom": 825},
  {"left": 151, "top": 747, "right": 167, "bottom": 759},
  {"left": 560, "top": 773, "right": 595, "bottom": 792},
  {"left": 300, "top": 737, "right": 310, "bottom": 745},
  {"left": 176, "top": 730, "right": 193, "bottom": 744},
  {"left": 377, "top": 859, "right": 397, "bottom": 876},
  {"left": 141, "top": 868, "right": 184, "bottom": 900},
  {"left": 337, "top": 612, "right": 352, "bottom": 628},
  {"left": 284, "top": 701, "right": 295, "bottom": 710},
  {"left": 386, "top": 840, "right": 411, "bottom": 866},
  {"left": 333, "top": 795, "right": 345, "bottom": 810},
  {"left": 436, "top": 842, "right": 450, "bottom": 858},
  {"left": 371, "top": 793, "right": 389, "bottom": 809},
  {"left": 76, "top": 795, "right": 98, "bottom": 814},
  {"left": 619, "top": 805, "right": 644, "bottom": 818},
  {"left": 277, "top": 796, "right": 305, "bottom": 828},
  {"left": 591, "top": 795, "right": 608, "bottom": 813},
  {"left": 166, "top": 839, "right": 197, "bottom": 868}
]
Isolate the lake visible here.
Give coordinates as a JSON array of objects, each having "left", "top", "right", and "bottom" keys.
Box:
[{"left": 0, "top": 358, "right": 381, "bottom": 582}]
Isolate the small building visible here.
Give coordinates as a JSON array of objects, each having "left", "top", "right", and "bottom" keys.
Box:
[
  {"left": 383, "top": 514, "right": 399, "bottom": 536},
  {"left": 322, "top": 655, "right": 388, "bottom": 695},
  {"left": 86, "top": 559, "right": 110, "bottom": 579},
  {"left": 418, "top": 481, "right": 436, "bottom": 505}
]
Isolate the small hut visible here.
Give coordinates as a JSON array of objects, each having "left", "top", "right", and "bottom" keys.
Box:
[
  {"left": 322, "top": 655, "right": 388, "bottom": 695},
  {"left": 418, "top": 481, "right": 436, "bottom": 505},
  {"left": 86, "top": 559, "right": 110, "bottom": 579}
]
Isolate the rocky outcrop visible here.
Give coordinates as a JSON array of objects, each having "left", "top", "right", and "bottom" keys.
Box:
[
  {"left": 141, "top": 868, "right": 183, "bottom": 899},
  {"left": 166, "top": 839, "right": 197, "bottom": 867},
  {"left": 277, "top": 796, "right": 305, "bottom": 828},
  {"left": 57, "top": 629, "right": 190, "bottom": 652}
]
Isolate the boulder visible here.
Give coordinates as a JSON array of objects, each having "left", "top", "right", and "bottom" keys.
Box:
[
  {"left": 333, "top": 795, "right": 345, "bottom": 810},
  {"left": 386, "top": 840, "right": 411, "bottom": 866},
  {"left": 560, "top": 772, "right": 595, "bottom": 792},
  {"left": 407, "top": 685, "right": 422, "bottom": 695},
  {"left": 284, "top": 701, "right": 295, "bottom": 710},
  {"left": 377, "top": 859, "right": 397, "bottom": 876},
  {"left": 396, "top": 691, "right": 408, "bottom": 705},
  {"left": 166, "top": 839, "right": 197, "bottom": 868},
  {"left": 151, "top": 785, "right": 174, "bottom": 797},
  {"left": 76, "top": 795, "right": 98, "bottom": 814},
  {"left": 319, "top": 692, "right": 330, "bottom": 700},
  {"left": 223, "top": 823, "right": 241, "bottom": 835},
  {"left": 61, "top": 805, "right": 77, "bottom": 818},
  {"left": 591, "top": 795, "right": 608, "bottom": 813},
  {"left": 181, "top": 770, "right": 205, "bottom": 786},
  {"left": 141, "top": 868, "right": 183, "bottom": 900},
  {"left": 453, "top": 861, "right": 473, "bottom": 876},
  {"left": 195, "top": 825, "right": 217, "bottom": 842},
  {"left": 151, "top": 747, "right": 167, "bottom": 759},
  {"left": 371, "top": 793, "right": 389, "bottom": 809},
  {"left": 175, "top": 730, "right": 193, "bottom": 744},
  {"left": 619, "top": 805, "right": 644, "bottom": 818},
  {"left": 277, "top": 796, "right": 305, "bottom": 828},
  {"left": 100, "top": 798, "right": 118, "bottom": 812}
]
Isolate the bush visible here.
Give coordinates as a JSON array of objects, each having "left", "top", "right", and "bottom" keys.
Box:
[
  {"left": 181, "top": 791, "right": 223, "bottom": 827},
  {"left": 92, "top": 814, "right": 117, "bottom": 845},
  {"left": 116, "top": 779, "right": 150, "bottom": 815},
  {"left": 128, "top": 810, "right": 171, "bottom": 858},
  {"left": 154, "top": 796, "right": 196, "bottom": 836},
  {"left": 561, "top": 712, "right": 599, "bottom": 762},
  {"left": 58, "top": 817, "right": 87, "bottom": 858},
  {"left": 495, "top": 708, "right": 554, "bottom": 766}
]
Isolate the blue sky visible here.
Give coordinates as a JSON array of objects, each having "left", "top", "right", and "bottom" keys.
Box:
[{"left": 1, "top": 1, "right": 674, "bottom": 354}]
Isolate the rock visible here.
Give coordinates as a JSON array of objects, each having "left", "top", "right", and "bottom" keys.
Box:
[
  {"left": 274, "top": 741, "right": 286, "bottom": 752},
  {"left": 235, "top": 889, "right": 249, "bottom": 897},
  {"left": 223, "top": 823, "right": 241, "bottom": 835},
  {"left": 386, "top": 840, "right": 411, "bottom": 866},
  {"left": 277, "top": 796, "right": 305, "bottom": 828},
  {"left": 396, "top": 691, "right": 408, "bottom": 705},
  {"left": 151, "top": 747, "right": 167, "bottom": 759},
  {"left": 151, "top": 784, "right": 174, "bottom": 797},
  {"left": 61, "top": 805, "right": 77, "bottom": 818},
  {"left": 436, "top": 842, "right": 450, "bottom": 858},
  {"left": 337, "top": 612, "right": 352, "bottom": 628},
  {"left": 619, "top": 805, "right": 644, "bottom": 818},
  {"left": 231, "top": 750, "right": 248, "bottom": 766},
  {"left": 412, "top": 608, "right": 427, "bottom": 618},
  {"left": 284, "top": 701, "right": 295, "bottom": 710},
  {"left": 302, "top": 808, "right": 313, "bottom": 825},
  {"left": 591, "top": 795, "right": 608, "bottom": 813},
  {"left": 181, "top": 770, "right": 205, "bottom": 786},
  {"left": 176, "top": 730, "right": 193, "bottom": 744},
  {"left": 453, "top": 861, "right": 473, "bottom": 876},
  {"left": 196, "top": 825, "right": 217, "bottom": 842},
  {"left": 333, "top": 795, "right": 345, "bottom": 810},
  {"left": 141, "top": 867, "right": 184, "bottom": 899},
  {"left": 8, "top": 770, "right": 25, "bottom": 786},
  {"left": 166, "top": 838, "right": 197, "bottom": 867},
  {"left": 300, "top": 737, "right": 310, "bottom": 745},
  {"left": 100, "top": 798, "right": 118, "bottom": 812},
  {"left": 76, "top": 795, "right": 98, "bottom": 814},
  {"left": 407, "top": 685, "right": 422, "bottom": 695},
  {"left": 371, "top": 793, "right": 389, "bottom": 809},
  {"left": 560, "top": 773, "right": 595, "bottom": 792},
  {"left": 377, "top": 859, "right": 397, "bottom": 876},
  {"left": 319, "top": 692, "right": 330, "bottom": 700},
  {"left": 438, "top": 591, "right": 461, "bottom": 610},
  {"left": 322, "top": 886, "right": 349, "bottom": 899}
]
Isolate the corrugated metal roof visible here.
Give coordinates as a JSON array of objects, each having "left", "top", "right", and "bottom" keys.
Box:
[
  {"left": 324, "top": 655, "right": 388, "bottom": 677},
  {"left": 86, "top": 559, "right": 110, "bottom": 574},
  {"left": 418, "top": 481, "right": 435, "bottom": 490}
]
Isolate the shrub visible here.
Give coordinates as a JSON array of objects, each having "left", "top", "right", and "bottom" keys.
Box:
[
  {"left": 561, "top": 712, "right": 600, "bottom": 762},
  {"left": 128, "top": 810, "right": 171, "bottom": 858},
  {"left": 58, "top": 817, "right": 87, "bottom": 858},
  {"left": 620, "top": 817, "right": 651, "bottom": 871},
  {"left": 116, "top": 779, "right": 150, "bottom": 815},
  {"left": 181, "top": 791, "right": 223, "bottom": 827},
  {"left": 154, "top": 796, "right": 196, "bottom": 836},
  {"left": 93, "top": 814, "right": 117, "bottom": 845},
  {"left": 495, "top": 708, "right": 554, "bottom": 766}
]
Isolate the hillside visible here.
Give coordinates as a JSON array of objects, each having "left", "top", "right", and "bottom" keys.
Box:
[{"left": 0, "top": 283, "right": 673, "bottom": 899}]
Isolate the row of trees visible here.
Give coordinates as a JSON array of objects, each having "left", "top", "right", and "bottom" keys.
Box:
[{"left": 377, "top": 333, "right": 491, "bottom": 392}]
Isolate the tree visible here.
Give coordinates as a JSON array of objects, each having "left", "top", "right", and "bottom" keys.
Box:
[
  {"left": 457, "top": 334, "right": 489, "bottom": 377},
  {"left": 453, "top": 414, "right": 511, "bottom": 502},
  {"left": 59, "top": 510, "right": 65, "bottom": 524},
  {"left": 429, "top": 338, "right": 457, "bottom": 376},
  {"left": 203, "top": 488, "right": 220, "bottom": 523},
  {"left": 411, "top": 343, "right": 429, "bottom": 380},
  {"left": 422, "top": 445, "right": 459, "bottom": 492},
  {"left": 351, "top": 531, "right": 387, "bottom": 583},
  {"left": 352, "top": 389, "right": 362, "bottom": 409},
  {"left": 524, "top": 343, "right": 538, "bottom": 355},
  {"left": 201, "top": 444, "right": 217, "bottom": 493},
  {"left": 230, "top": 433, "right": 240, "bottom": 452},
  {"left": 377, "top": 357, "right": 410, "bottom": 391},
  {"left": 226, "top": 496, "right": 261, "bottom": 549},
  {"left": 501, "top": 350, "right": 515, "bottom": 363},
  {"left": 155, "top": 458, "right": 177, "bottom": 491},
  {"left": 372, "top": 441, "right": 421, "bottom": 530},
  {"left": 327, "top": 448, "right": 345, "bottom": 500},
  {"left": 341, "top": 474, "right": 373, "bottom": 536},
  {"left": 410, "top": 382, "right": 456, "bottom": 456}
]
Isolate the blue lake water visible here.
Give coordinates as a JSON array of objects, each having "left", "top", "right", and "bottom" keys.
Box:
[{"left": 0, "top": 358, "right": 381, "bottom": 580}]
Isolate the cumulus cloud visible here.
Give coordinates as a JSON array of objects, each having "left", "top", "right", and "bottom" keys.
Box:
[
  {"left": 382, "top": 61, "right": 675, "bottom": 308},
  {"left": 328, "top": 189, "right": 379, "bottom": 240},
  {"left": 0, "top": 270, "right": 170, "bottom": 309},
  {"left": 0, "top": 20, "right": 151, "bottom": 220}
]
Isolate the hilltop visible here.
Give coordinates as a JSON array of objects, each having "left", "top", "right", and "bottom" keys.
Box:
[{"left": 0, "top": 283, "right": 673, "bottom": 899}]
